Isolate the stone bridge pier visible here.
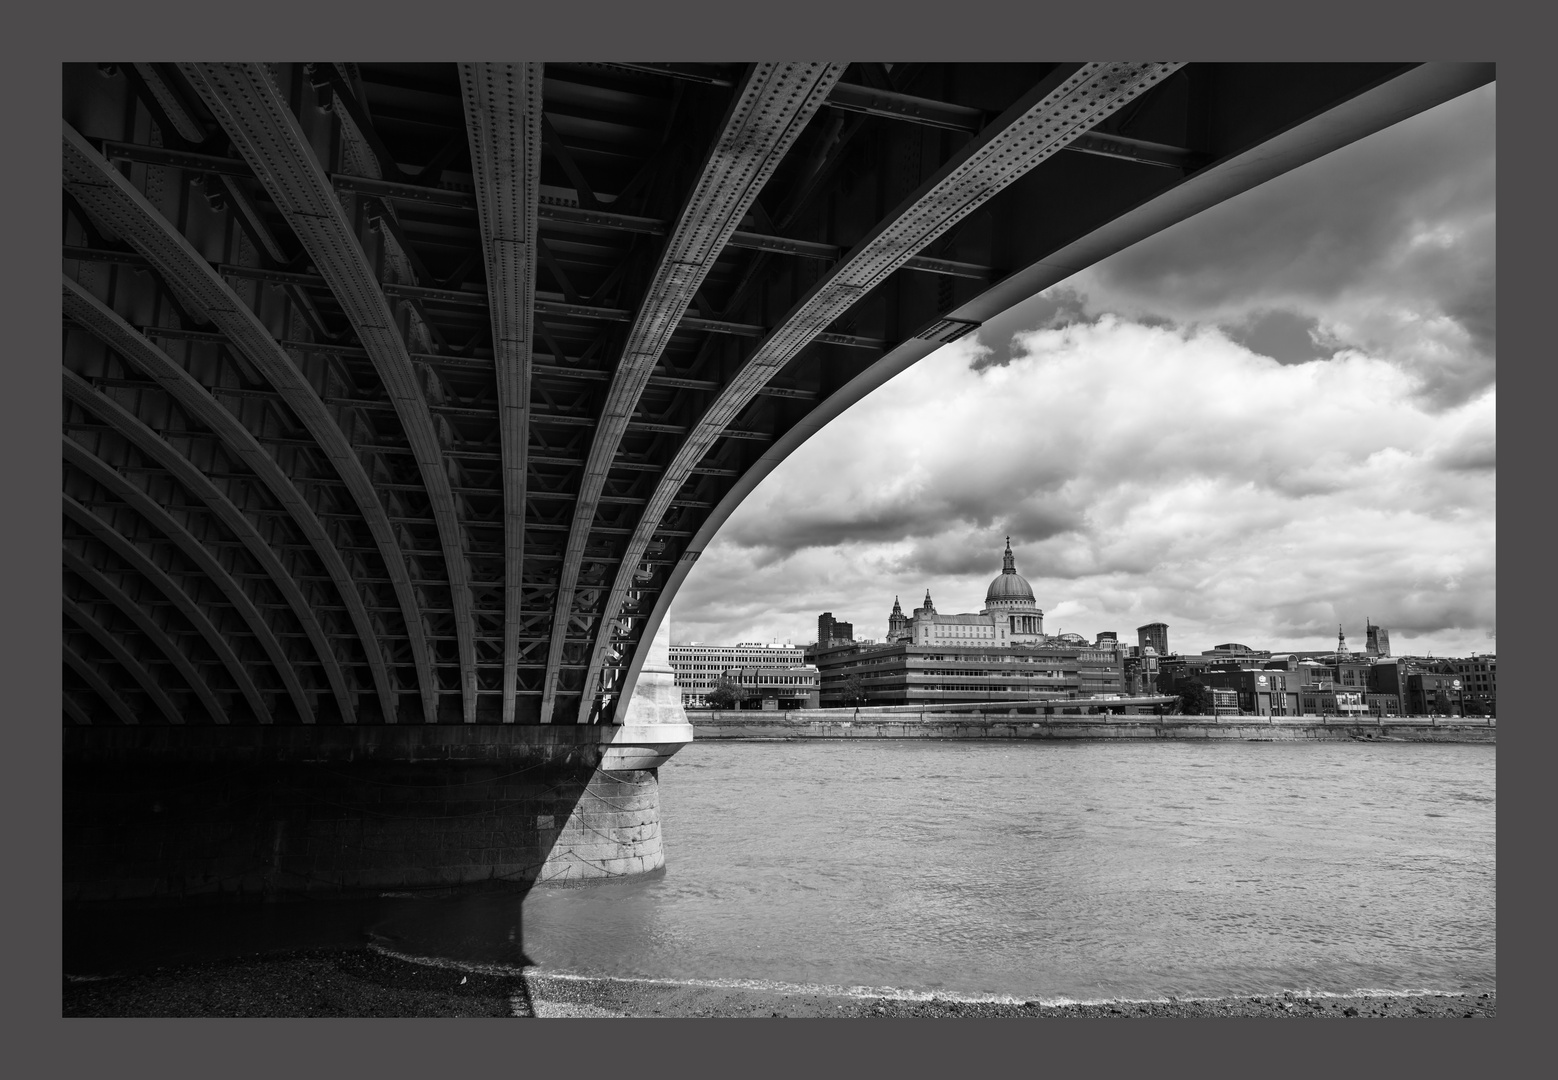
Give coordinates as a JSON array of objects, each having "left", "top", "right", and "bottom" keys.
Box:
[{"left": 64, "top": 624, "right": 694, "bottom": 905}]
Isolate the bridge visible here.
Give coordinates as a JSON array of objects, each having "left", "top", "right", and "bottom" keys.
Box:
[{"left": 61, "top": 62, "right": 1493, "bottom": 899}]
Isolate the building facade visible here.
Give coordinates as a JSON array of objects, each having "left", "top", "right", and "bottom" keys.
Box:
[
  {"left": 720, "top": 666, "right": 821, "bottom": 710},
  {"left": 1451, "top": 655, "right": 1496, "bottom": 714},
  {"left": 1138, "top": 622, "right": 1169, "bottom": 656},
  {"left": 669, "top": 641, "right": 805, "bottom": 708},
  {"left": 811, "top": 640, "right": 1126, "bottom": 709},
  {"left": 887, "top": 540, "right": 1045, "bottom": 647},
  {"left": 817, "top": 613, "right": 855, "bottom": 647}
]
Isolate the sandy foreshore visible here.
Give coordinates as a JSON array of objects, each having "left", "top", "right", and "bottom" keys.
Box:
[{"left": 62, "top": 947, "right": 1495, "bottom": 1019}]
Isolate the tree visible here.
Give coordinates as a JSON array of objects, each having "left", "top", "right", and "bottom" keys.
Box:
[
  {"left": 705, "top": 677, "right": 741, "bottom": 711},
  {"left": 840, "top": 674, "right": 868, "bottom": 706},
  {"left": 1178, "top": 679, "right": 1214, "bottom": 716}
]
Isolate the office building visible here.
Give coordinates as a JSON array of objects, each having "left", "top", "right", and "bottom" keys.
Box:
[{"left": 669, "top": 641, "right": 805, "bottom": 708}]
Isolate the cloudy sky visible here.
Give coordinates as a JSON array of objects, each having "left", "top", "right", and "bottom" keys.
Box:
[{"left": 670, "top": 82, "right": 1496, "bottom": 658}]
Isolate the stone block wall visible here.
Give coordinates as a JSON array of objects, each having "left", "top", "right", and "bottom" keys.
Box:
[{"left": 63, "top": 726, "right": 669, "bottom": 906}]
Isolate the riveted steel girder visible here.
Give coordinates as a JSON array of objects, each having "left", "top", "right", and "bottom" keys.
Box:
[
  {"left": 63, "top": 277, "right": 397, "bottom": 724},
  {"left": 63, "top": 369, "right": 349, "bottom": 723},
  {"left": 61, "top": 121, "right": 440, "bottom": 723},
  {"left": 64, "top": 642, "right": 139, "bottom": 726},
  {"left": 459, "top": 62, "right": 543, "bottom": 724},
  {"left": 64, "top": 494, "right": 248, "bottom": 724},
  {"left": 63, "top": 593, "right": 188, "bottom": 724},
  {"left": 541, "top": 62, "right": 845, "bottom": 724},
  {"left": 579, "top": 62, "right": 1184, "bottom": 714},
  {"left": 182, "top": 62, "right": 481, "bottom": 723},
  {"left": 63, "top": 435, "right": 307, "bottom": 724},
  {"left": 65, "top": 277, "right": 395, "bottom": 723},
  {"left": 62, "top": 61, "right": 1493, "bottom": 731}
]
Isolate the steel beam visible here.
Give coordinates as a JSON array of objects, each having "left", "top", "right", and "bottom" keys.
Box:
[
  {"left": 63, "top": 695, "right": 93, "bottom": 727},
  {"left": 63, "top": 277, "right": 397, "bottom": 725},
  {"left": 581, "top": 62, "right": 1184, "bottom": 719},
  {"left": 183, "top": 62, "right": 481, "bottom": 722},
  {"left": 63, "top": 369, "right": 351, "bottom": 723},
  {"left": 64, "top": 594, "right": 187, "bottom": 724},
  {"left": 606, "top": 63, "right": 1496, "bottom": 714},
  {"left": 62, "top": 121, "right": 440, "bottom": 723},
  {"left": 460, "top": 63, "right": 543, "bottom": 725},
  {"left": 541, "top": 62, "right": 844, "bottom": 723},
  {"left": 64, "top": 642, "right": 139, "bottom": 726},
  {"left": 64, "top": 435, "right": 307, "bottom": 724},
  {"left": 64, "top": 494, "right": 249, "bottom": 724}
]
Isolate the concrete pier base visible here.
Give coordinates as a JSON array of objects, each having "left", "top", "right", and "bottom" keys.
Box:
[
  {"left": 62, "top": 622, "right": 699, "bottom": 904},
  {"left": 63, "top": 719, "right": 689, "bottom": 905}
]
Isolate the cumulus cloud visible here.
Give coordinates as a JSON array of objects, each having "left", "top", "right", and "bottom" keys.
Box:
[
  {"left": 668, "top": 81, "right": 1495, "bottom": 659},
  {"left": 992, "top": 83, "right": 1497, "bottom": 409}
]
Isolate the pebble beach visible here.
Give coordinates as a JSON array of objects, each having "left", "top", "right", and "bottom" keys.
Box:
[{"left": 62, "top": 947, "right": 1496, "bottom": 1019}]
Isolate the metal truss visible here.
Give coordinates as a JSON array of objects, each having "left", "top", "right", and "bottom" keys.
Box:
[
  {"left": 459, "top": 62, "right": 542, "bottom": 723},
  {"left": 63, "top": 276, "right": 397, "bottom": 723},
  {"left": 180, "top": 63, "right": 481, "bottom": 721},
  {"left": 63, "top": 368, "right": 354, "bottom": 723},
  {"left": 541, "top": 63, "right": 845, "bottom": 724},
  {"left": 580, "top": 62, "right": 1184, "bottom": 711},
  {"left": 65, "top": 494, "right": 248, "bottom": 723},
  {"left": 64, "top": 641, "right": 139, "bottom": 725},
  {"left": 64, "top": 593, "right": 188, "bottom": 724},
  {"left": 60, "top": 61, "right": 1493, "bottom": 728},
  {"left": 64, "top": 436, "right": 308, "bottom": 723}
]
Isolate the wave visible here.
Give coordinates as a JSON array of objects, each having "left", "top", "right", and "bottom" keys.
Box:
[{"left": 365, "top": 945, "right": 1489, "bottom": 1007}]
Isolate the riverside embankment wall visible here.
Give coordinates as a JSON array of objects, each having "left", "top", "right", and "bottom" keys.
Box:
[
  {"left": 691, "top": 712, "right": 1496, "bottom": 743},
  {"left": 63, "top": 726, "right": 666, "bottom": 905}
]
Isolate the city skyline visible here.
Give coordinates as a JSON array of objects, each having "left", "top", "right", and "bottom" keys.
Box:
[{"left": 670, "top": 82, "right": 1496, "bottom": 658}]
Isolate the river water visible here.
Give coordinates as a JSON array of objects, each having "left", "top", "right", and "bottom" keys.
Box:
[
  {"left": 520, "top": 740, "right": 1496, "bottom": 1003},
  {"left": 66, "top": 740, "right": 1495, "bottom": 1005}
]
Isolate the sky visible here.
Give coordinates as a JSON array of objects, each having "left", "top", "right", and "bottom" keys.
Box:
[{"left": 669, "top": 82, "right": 1496, "bottom": 658}]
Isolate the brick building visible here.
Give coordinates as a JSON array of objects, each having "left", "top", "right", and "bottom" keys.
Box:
[
  {"left": 817, "top": 612, "right": 855, "bottom": 647},
  {"left": 1451, "top": 655, "right": 1496, "bottom": 715}
]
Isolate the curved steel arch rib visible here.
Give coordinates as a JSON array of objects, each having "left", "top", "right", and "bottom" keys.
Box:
[
  {"left": 61, "top": 121, "right": 439, "bottom": 723},
  {"left": 581, "top": 62, "right": 1184, "bottom": 717},
  {"left": 62, "top": 276, "right": 396, "bottom": 725},
  {"left": 459, "top": 62, "right": 542, "bottom": 725},
  {"left": 62, "top": 695, "right": 93, "bottom": 727},
  {"left": 602, "top": 61, "right": 1497, "bottom": 713},
  {"left": 63, "top": 370, "right": 348, "bottom": 723},
  {"left": 63, "top": 642, "right": 139, "bottom": 726},
  {"left": 63, "top": 499, "right": 245, "bottom": 724},
  {"left": 63, "top": 593, "right": 187, "bottom": 724},
  {"left": 63, "top": 435, "right": 306, "bottom": 724},
  {"left": 539, "top": 62, "right": 846, "bottom": 724},
  {"left": 181, "top": 63, "right": 480, "bottom": 724}
]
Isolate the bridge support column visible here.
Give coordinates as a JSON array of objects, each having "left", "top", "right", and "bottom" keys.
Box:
[
  {"left": 599, "top": 618, "right": 695, "bottom": 771},
  {"left": 65, "top": 713, "right": 693, "bottom": 905},
  {"left": 533, "top": 621, "right": 696, "bottom": 881}
]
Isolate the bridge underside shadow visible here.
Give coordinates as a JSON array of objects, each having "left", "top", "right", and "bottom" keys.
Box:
[{"left": 60, "top": 61, "right": 1492, "bottom": 904}]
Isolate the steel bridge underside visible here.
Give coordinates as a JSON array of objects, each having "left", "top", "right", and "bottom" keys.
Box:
[{"left": 60, "top": 61, "right": 1492, "bottom": 728}]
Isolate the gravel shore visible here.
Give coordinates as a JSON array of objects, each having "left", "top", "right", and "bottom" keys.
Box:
[{"left": 62, "top": 948, "right": 1495, "bottom": 1019}]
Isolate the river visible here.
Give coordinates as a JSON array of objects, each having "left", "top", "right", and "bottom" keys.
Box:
[
  {"left": 518, "top": 740, "right": 1495, "bottom": 1003},
  {"left": 65, "top": 740, "right": 1495, "bottom": 1005}
]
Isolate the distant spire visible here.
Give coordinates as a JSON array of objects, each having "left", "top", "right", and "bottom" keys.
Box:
[
  {"left": 891, "top": 595, "right": 902, "bottom": 614},
  {"left": 1002, "top": 537, "right": 1016, "bottom": 575},
  {"left": 924, "top": 589, "right": 934, "bottom": 611}
]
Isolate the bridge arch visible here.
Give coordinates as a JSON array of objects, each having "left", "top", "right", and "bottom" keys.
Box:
[{"left": 60, "top": 60, "right": 1492, "bottom": 900}]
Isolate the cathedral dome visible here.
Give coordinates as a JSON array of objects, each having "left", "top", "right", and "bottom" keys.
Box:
[
  {"left": 986, "top": 571, "right": 1035, "bottom": 604},
  {"left": 985, "top": 539, "right": 1036, "bottom": 605}
]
